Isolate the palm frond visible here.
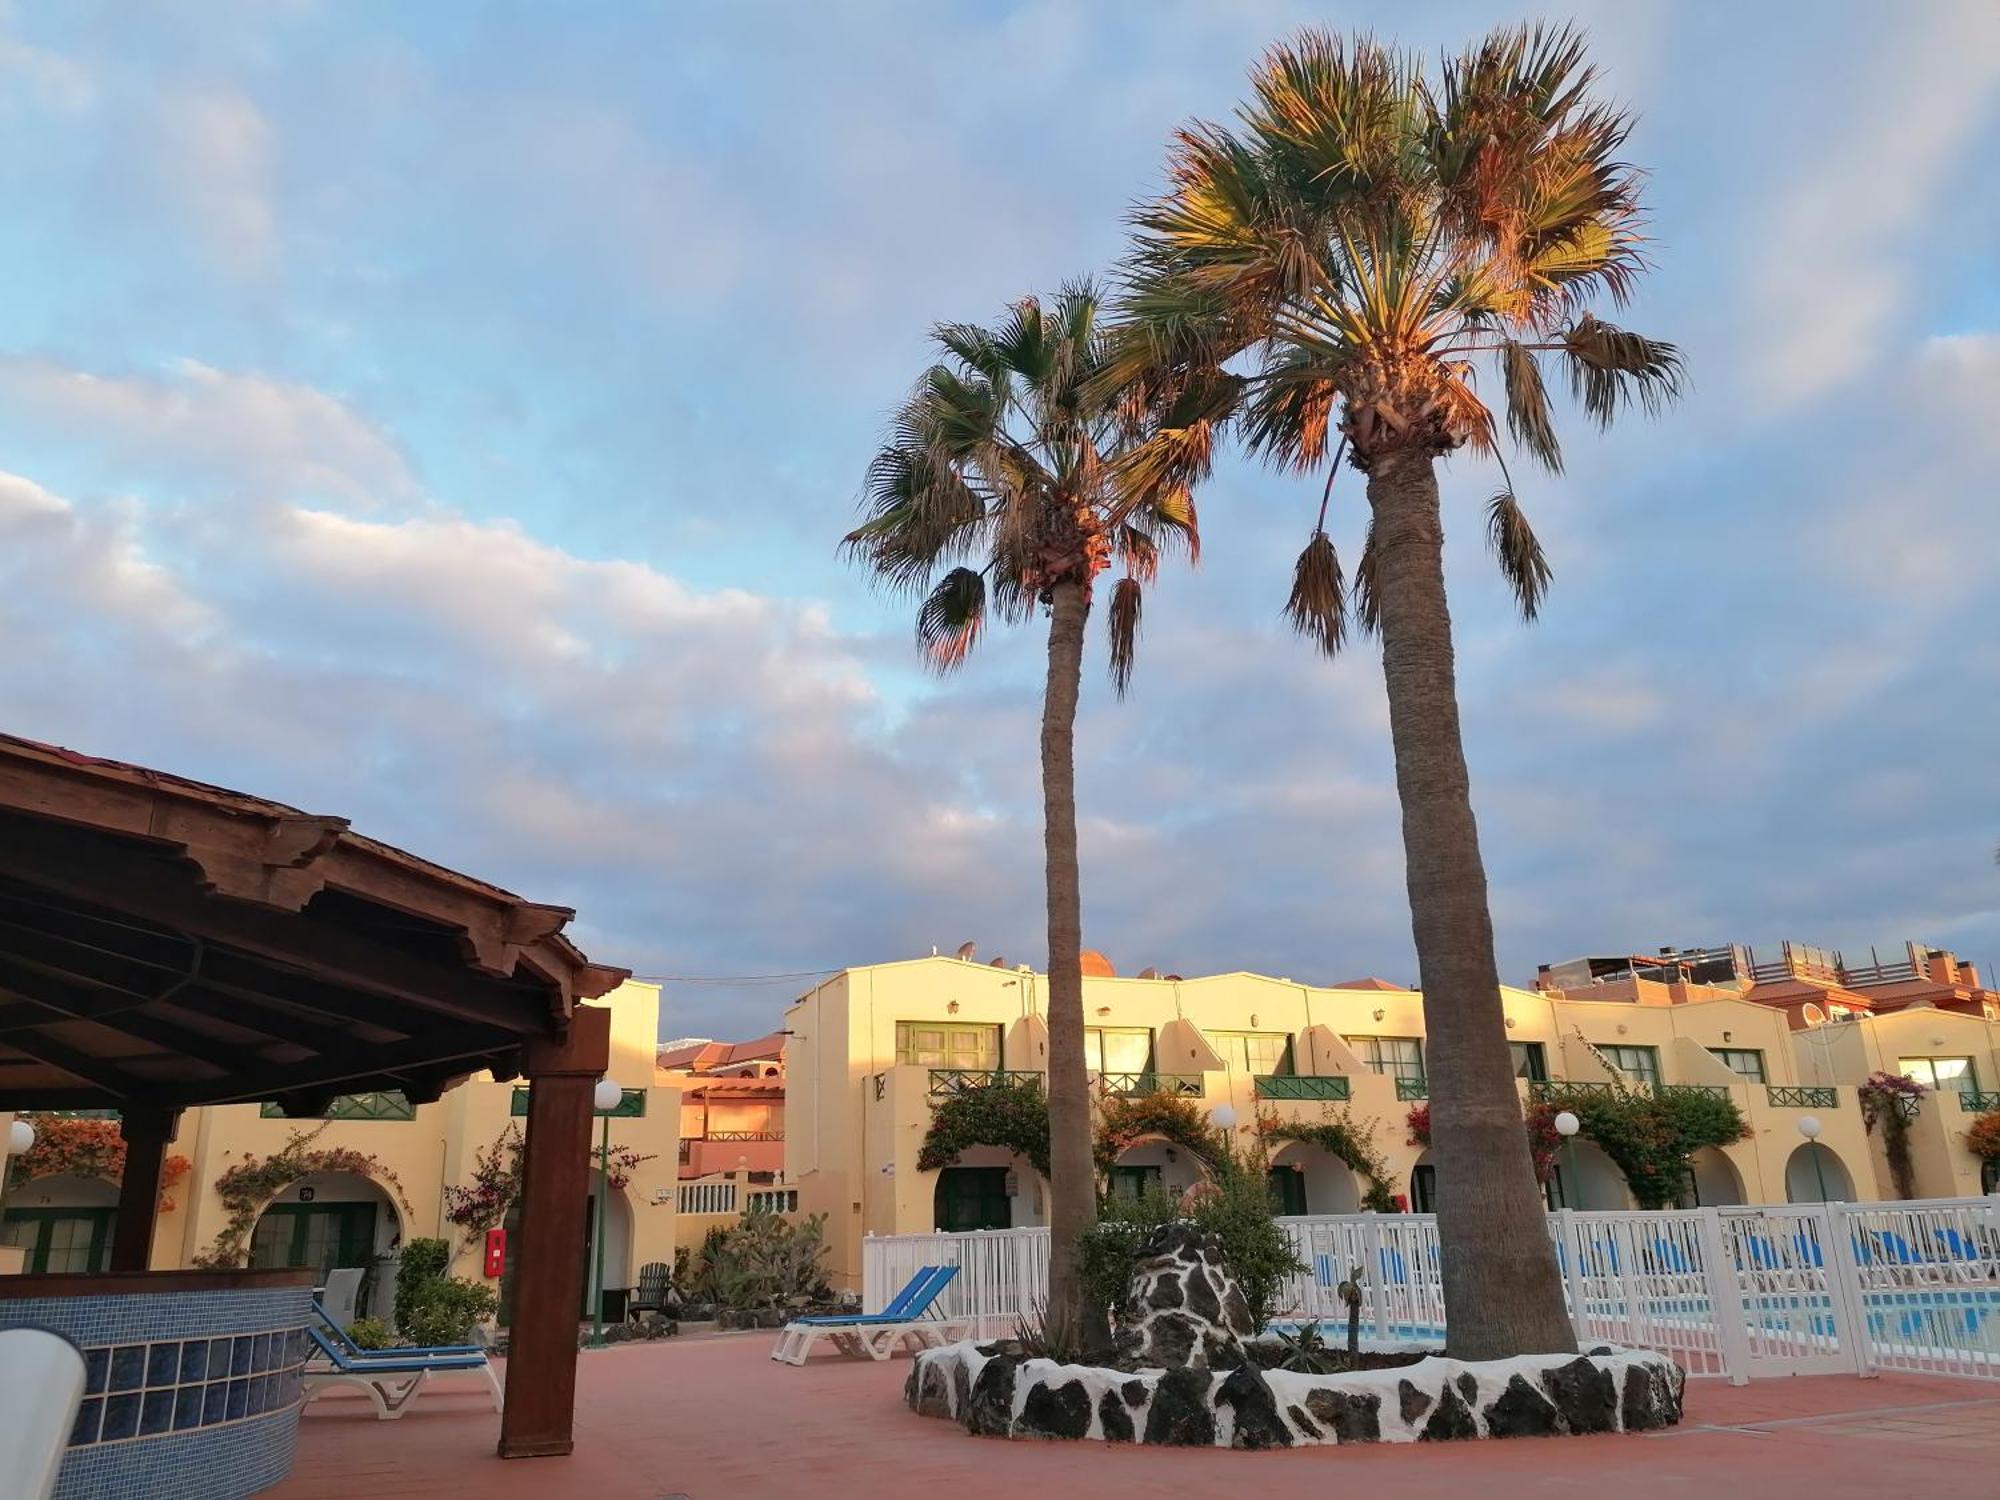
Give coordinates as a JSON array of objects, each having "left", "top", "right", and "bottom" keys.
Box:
[
  {"left": 1353, "top": 519, "right": 1380, "bottom": 637},
  {"left": 1485, "top": 491, "right": 1552, "bottom": 620},
  {"left": 1499, "top": 339, "right": 1562, "bottom": 473},
  {"left": 1561, "top": 315, "right": 1683, "bottom": 427},
  {"left": 1284, "top": 530, "right": 1347, "bottom": 657},
  {"left": 1108, "top": 576, "right": 1143, "bottom": 696},
  {"left": 915, "top": 567, "right": 988, "bottom": 670}
]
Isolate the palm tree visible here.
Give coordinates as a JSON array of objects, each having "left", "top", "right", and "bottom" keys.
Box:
[
  {"left": 1109, "top": 25, "right": 1681, "bottom": 1359},
  {"left": 844, "top": 281, "right": 1198, "bottom": 1342}
]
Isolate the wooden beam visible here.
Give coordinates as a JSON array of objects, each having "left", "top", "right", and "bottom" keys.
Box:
[
  {"left": 194, "top": 1034, "right": 522, "bottom": 1106},
  {"left": 110, "top": 1106, "right": 178, "bottom": 1271},
  {"left": 0, "top": 1026, "right": 163, "bottom": 1102}
]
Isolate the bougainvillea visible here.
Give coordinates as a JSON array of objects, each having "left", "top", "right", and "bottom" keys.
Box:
[
  {"left": 1533, "top": 1084, "right": 1751, "bottom": 1210},
  {"left": 194, "top": 1124, "right": 408, "bottom": 1268},
  {"left": 1965, "top": 1110, "right": 2000, "bottom": 1164},
  {"left": 4, "top": 1115, "right": 191, "bottom": 1210},
  {"left": 1407, "top": 1100, "right": 1564, "bottom": 1189},
  {"left": 1091, "top": 1088, "right": 1224, "bottom": 1179},
  {"left": 439, "top": 1124, "right": 654, "bottom": 1250},
  {"left": 1259, "top": 1107, "right": 1399, "bottom": 1211},
  {"left": 916, "top": 1077, "right": 1050, "bottom": 1178},
  {"left": 1859, "top": 1071, "right": 1928, "bottom": 1200}
]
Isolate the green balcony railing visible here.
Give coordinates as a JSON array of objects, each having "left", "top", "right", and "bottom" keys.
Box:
[
  {"left": 1952, "top": 1089, "right": 2000, "bottom": 1112},
  {"left": 1528, "top": 1079, "right": 1619, "bottom": 1102},
  {"left": 510, "top": 1086, "right": 646, "bottom": 1118},
  {"left": 1255, "top": 1075, "right": 1351, "bottom": 1102},
  {"left": 1393, "top": 1077, "right": 1430, "bottom": 1102},
  {"left": 1766, "top": 1086, "right": 1839, "bottom": 1109},
  {"left": 1656, "top": 1083, "right": 1732, "bottom": 1102},
  {"left": 261, "top": 1090, "right": 414, "bottom": 1122},
  {"left": 1096, "top": 1072, "right": 1203, "bottom": 1098},
  {"left": 926, "top": 1068, "right": 1043, "bottom": 1100}
]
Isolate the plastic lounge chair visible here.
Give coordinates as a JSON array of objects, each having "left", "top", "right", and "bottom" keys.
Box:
[
  {"left": 770, "top": 1265, "right": 964, "bottom": 1365},
  {"left": 628, "top": 1260, "right": 672, "bottom": 1316},
  {"left": 319, "top": 1267, "right": 365, "bottom": 1331},
  {"left": 302, "top": 1327, "right": 502, "bottom": 1421},
  {"left": 312, "top": 1300, "right": 481, "bottom": 1358}
]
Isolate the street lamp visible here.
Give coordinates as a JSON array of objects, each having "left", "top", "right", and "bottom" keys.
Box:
[
  {"left": 0, "top": 1117, "right": 34, "bottom": 1215},
  {"left": 1210, "top": 1104, "right": 1238, "bottom": 1132},
  {"left": 1554, "top": 1110, "right": 1582, "bottom": 1210},
  {"left": 588, "top": 1078, "right": 624, "bottom": 1349},
  {"left": 1797, "top": 1115, "right": 1830, "bottom": 1202}
]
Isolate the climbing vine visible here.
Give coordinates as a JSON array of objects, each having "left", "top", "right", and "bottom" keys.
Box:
[
  {"left": 442, "top": 1125, "right": 524, "bottom": 1247},
  {"left": 1531, "top": 1085, "right": 1750, "bottom": 1210},
  {"left": 4, "top": 1115, "right": 191, "bottom": 1210},
  {"left": 1859, "top": 1071, "right": 1927, "bottom": 1199},
  {"left": 1965, "top": 1110, "right": 2000, "bottom": 1165},
  {"left": 194, "top": 1124, "right": 408, "bottom": 1268},
  {"left": 1259, "top": 1107, "right": 1399, "bottom": 1211},
  {"left": 1406, "top": 1100, "right": 1565, "bottom": 1190},
  {"left": 916, "top": 1077, "right": 1050, "bottom": 1178},
  {"left": 1091, "top": 1088, "right": 1223, "bottom": 1179}
]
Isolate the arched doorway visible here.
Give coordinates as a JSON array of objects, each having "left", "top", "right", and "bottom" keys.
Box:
[
  {"left": 1785, "top": 1142, "right": 1854, "bottom": 1203},
  {"left": 583, "top": 1181, "right": 637, "bottom": 1316},
  {"left": 1267, "top": 1141, "right": 1362, "bottom": 1216},
  {"left": 1107, "top": 1139, "right": 1203, "bottom": 1203},
  {"left": 0, "top": 1172, "right": 117, "bottom": 1273},
  {"left": 1410, "top": 1150, "right": 1435, "bottom": 1213},
  {"left": 1551, "top": 1139, "right": 1630, "bottom": 1211},
  {"left": 1679, "top": 1147, "right": 1747, "bottom": 1208},
  {"left": 249, "top": 1170, "right": 402, "bottom": 1279},
  {"left": 932, "top": 1147, "right": 1044, "bottom": 1232}
]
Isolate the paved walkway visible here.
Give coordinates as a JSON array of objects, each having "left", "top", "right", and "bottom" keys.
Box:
[{"left": 272, "top": 1333, "right": 2000, "bottom": 1499}]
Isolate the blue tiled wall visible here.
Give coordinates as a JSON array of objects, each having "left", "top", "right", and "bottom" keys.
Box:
[{"left": 0, "top": 1283, "right": 310, "bottom": 1500}]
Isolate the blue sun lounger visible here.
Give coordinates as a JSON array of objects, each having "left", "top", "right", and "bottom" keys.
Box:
[
  {"left": 771, "top": 1264, "right": 965, "bottom": 1364},
  {"left": 312, "top": 1300, "right": 483, "bottom": 1359},
  {"left": 302, "top": 1326, "right": 502, "bottom": 1420}
]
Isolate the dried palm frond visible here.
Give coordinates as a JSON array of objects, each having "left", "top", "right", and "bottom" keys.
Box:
[
  {"left": 915, "top": 567, "right": 987, "bottom": 670},
  {"left": 1486, "top": 491, "right": 1552, "bottom": 621},
  {"left": 1353, "top": 519, "right": 1380, "bottom": 637},
  {"left": 1108, "top": 576, "right": 1143, "bottom": 696},
  {"left": 1284, "top": 531, "right": 1346, "bottom": 657}
]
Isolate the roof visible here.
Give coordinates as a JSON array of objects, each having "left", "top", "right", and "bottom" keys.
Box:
[
  {"left": 1328, "top": 977, "right": 1409, "bottom": 992},
  {"left": 0, "top": 733, "right": 628, "bottom": 1113},
  {"left": 682, "top": 1078, "right": 785, "bottom": 1100},
  {"left": 658, "top": 1028, "right": 786, "bottom": 1074}
]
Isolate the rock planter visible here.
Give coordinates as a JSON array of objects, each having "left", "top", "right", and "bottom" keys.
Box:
[{"left": 904, "top": 1339, "right": 1683, "bottom": 1448}]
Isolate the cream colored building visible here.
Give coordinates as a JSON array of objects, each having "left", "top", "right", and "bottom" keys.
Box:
[
  {"left": 1, "top": 981, "right": 680, "bottom": 1316},
  {"left": 784, "top": 957, "right": 1968, "bottom": 1290}
]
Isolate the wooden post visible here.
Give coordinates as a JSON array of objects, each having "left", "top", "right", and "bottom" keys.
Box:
[
  {"left": 110, "top": 1107, "right": 179, "bottom": 1272},
  {"left": 498, "top": 1005, "right": 611, "bottom": 1460}
]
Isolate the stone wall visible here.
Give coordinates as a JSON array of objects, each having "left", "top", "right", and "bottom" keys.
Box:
[{"left": 905, "top": 1338, "right": 1683, "bottom": 1448}]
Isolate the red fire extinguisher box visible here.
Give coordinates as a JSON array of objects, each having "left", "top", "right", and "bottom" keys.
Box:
[{"left": 483, "top": 1227, "right": 506, "bottom": 1279}]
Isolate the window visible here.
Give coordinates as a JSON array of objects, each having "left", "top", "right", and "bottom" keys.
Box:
[
  {"left": 1350, "top": 1036, "right": 1425, "bottom": 1084},
  {"left": 1084, "top": 1028, "right": 1154, "bottom": 1075},
  {"left": 935, "top": 1167, "right": 1011, "bottom": 1230},
  {"left": 1899, "top": 1056, "right": 1980, "bottom": 1095},
  {"left": 0, "top": 1208, "right": 114, "bottom": 1274},
  {"left": 896, "top": 1021, "right": 1000, "bottom": 1071},
  {"left": 1510, "top": 1042, "right": 1548, "bottom": 1081},
  {"left": 1711, "top": 1048, "right": 1767, "bottom": 1083},
  {"left": 1211, "top": 1031, "right": 1294, "bottom": 1076},
  {"left": 1599, "top": 1045, "right": 1660, "bottom": 1086},
  {"left": 247, "top": 1203, "right": 378, "bottom": 1278},
  {"left": 1107, "top": 1164, "right": 1164, "bottom": 1202},
  {"left": 259, "top": 1091, "right": 415, "bottom": 1122}
]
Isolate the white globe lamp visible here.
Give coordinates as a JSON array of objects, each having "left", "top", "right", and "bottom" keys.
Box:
[
  {"left": 6, "top": 1118, "right": 33, "bottom": 1156},
  {"left": 593, "top": 1078, "right": 624, "bottom": 1113}
]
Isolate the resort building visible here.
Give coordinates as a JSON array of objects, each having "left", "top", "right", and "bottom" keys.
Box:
[
  {"left": 658, "top": 1029, "right": 793, "bottom": 1251},
  {"left": 1, "top": 979, "right": 681, "bottom": 1315},
  {"left": 782, "top": 953, "right": 1925, "bottom": 1290}
]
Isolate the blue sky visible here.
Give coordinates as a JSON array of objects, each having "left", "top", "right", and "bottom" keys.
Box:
[{"left": 0, "top": 1, "right": 1995, "bottom": 1039}]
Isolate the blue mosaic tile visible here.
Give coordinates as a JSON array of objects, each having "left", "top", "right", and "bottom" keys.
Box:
[
  {"left": 252, "top": 1332, "right": 272, "bottom": 1373},
  {"left": 69, "top": 1398, "right": 101, "bottom": 1448},
  {"left": 100, "top": 1393, "right": 140, "bottom": 1442},
  {"left": 141, "top": 1390, "right": 176, "bottom": 1437},
  {"left": 109, "top": 1345, "right": 145, "bottom": 1392},
  {"left": 83, "top": 1347, "right": 108, "bottom": 1395},
  {"left": 179, "top": 1339, "right": 208, "bottom": 1382},
  {"left": 147, "top": 1342, "right": 181, "bottom": 1387},
  {"left": 204, "top": 1381, "right": 230, "bottom": 1425},
  {"left": 173, "top": 1387, "right": 205, "bottom": 1432},
  {"left": 230, "top": 1336, "right": 254, "bottom": 1376},
  {"left": 227, "top": 1379, "right": 249, "bottom": 1422}
]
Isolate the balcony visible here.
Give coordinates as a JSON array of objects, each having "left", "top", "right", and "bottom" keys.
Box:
[
  {"left": 1394, "top": 1078, "right": 1429, "bottom": 1102},
  {"left": 1528, "top": 1079, "right": 1732, "bottom": 1103},
  {"left": 926, "top": 1068, "right": 1044, "bottom": 1100},
  {"left": 1096, "top": 1072, "right": 1203, "bottom": 1098},
  {"left": 1255, "top": 1075, "right": 1351, "bottom": 1102},
  {"left": 1952, "top": 1089, "right": 2000, "bottom": 1112},
  {"left": 1766, "top": 1086, "right": 1840, "bottom": 1108}
]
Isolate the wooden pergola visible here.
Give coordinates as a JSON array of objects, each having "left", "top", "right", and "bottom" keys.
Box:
[{"left": 0, "top": 733, "right": 629, "bottom": 1458}]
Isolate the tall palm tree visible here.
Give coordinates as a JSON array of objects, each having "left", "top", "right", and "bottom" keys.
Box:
[
  {"left": 844, "top": 281, "right": 1198, "bottom": 1342},
  {"left": 1110, "top": 25, "right": 1681, "bottom": 1359}
]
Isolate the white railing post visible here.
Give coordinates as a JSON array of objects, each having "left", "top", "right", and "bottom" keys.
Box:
[
  {"left": 1554, "top": 1208, "right": 1589, "bottom": 1339},
  {"left": 1694, "top": 1207, "right": 1752, "bottom": 1385},
  {"left": 1821, "top": 1202, "right": 1875, "bottom": 1379}
]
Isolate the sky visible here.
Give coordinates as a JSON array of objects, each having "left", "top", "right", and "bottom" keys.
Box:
[{"left": 0, "top": 0, "right": 1996, "bottom": 1042}]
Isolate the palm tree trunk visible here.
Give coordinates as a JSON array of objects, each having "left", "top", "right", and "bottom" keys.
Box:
[
  {"left": 1040, "top": 574, "right": 1097, "bottom": 1345},
  {"left": 1365, "top": 447, "right": 1576, "bottom": 1360}
]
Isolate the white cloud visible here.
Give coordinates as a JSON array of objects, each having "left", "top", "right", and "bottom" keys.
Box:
[{"left": 150, "top": 86, "right": 279, "bottom": 278}]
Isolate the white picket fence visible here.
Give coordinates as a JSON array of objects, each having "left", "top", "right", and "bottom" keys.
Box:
[{"left": 861, "top": 1195, "right": 2000, "bottom": 1384}]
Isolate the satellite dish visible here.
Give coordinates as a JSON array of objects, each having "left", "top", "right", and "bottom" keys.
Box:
[
  {"left": 1800, "top": 1003, "right": 1827, "bottom": 1027},
  {"left": 1138, "top": 966, "right": 1160, "bottom": 980},
  {"left": 988, "top": 955, "right": 1007, "bottom": 967},
  {"left": 1902, "top": 999, "right": 1933, "bottom": 1011},
  {"left": 956, "top": 941, "right": 977, "bottom": 961}
]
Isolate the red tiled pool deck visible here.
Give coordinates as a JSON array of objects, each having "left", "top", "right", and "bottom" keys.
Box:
[{"left": 273, "top": 1333, "right": 2000, "bottom": 1499}]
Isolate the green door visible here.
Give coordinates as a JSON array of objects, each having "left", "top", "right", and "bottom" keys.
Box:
[
  {"left": 1107, "top": 1165, "right": 1163, "bottom": 1202},
  {"left": 934, "top": 1167, "right": 1010, "bottom": 1231},
  {"left": 1267, "top": 1167, "right": 1307, "bottom": 1217},
  {"left": 0, "top": 1208, "right": 114, "bottom": 1273},
  {"left": 248, "top": 1203, "right": 378, "bottom": 1277},
  {"left": 1411, "top": 1164, "right": 1437, "bottom": 1214}
]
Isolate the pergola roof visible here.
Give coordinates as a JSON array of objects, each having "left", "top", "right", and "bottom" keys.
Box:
[{"left": 0, "top": 733, "right": 628, "bottom": 1115}]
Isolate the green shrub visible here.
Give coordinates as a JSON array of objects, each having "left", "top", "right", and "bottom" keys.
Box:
[
  {"left": 344, "top": 1317, "right": 394, "bottom": 1350},
  {"left": 394, "top": 1237, "right": 453, "bottom": 1334},
  {"left": 398, "top": 1277, "right": 498, "bottom": 1347},
  {"left": 688, "top": 1209, "right": 829, "bottom": 1311}
]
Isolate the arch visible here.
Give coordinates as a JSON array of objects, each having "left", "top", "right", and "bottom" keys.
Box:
[
  {"left": 929, "top": 1146, "right": 1044, "bottom": 1232},
  {"left": 1552, "top": 1139, "right": 1631, "bottom": 1211},
  {"left": 1, "top": 1170, "right": 117, "bottom": 1212},
  {"left": 585, "top": 1180, "right": 638, "bottom": 1307},
  {"left": 1785, "top": 1142, "right": 1855, "bottom": 1203},
  {"left": 1267, "top": 1139, "right": 1362, "bottom": 1215},
  {"left": 248, "top": 1170, "right": 404, "bottom": 1276},
  {"left": 1108, "top": 1139, "right": 1202, "bottom": 1201},
  {"left": 1681, "top": 1147, "right": 1747, "bottom": 1208}
]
